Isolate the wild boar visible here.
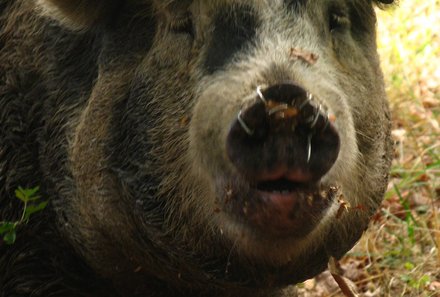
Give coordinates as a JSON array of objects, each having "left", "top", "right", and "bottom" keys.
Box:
[{"left": 0, "top": 0, "right": 394, "bottom": 296}]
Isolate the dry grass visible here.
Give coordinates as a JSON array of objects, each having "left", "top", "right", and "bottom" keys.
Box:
[{"left": 298, "top": 1, "right": 440, "bottom": 296}]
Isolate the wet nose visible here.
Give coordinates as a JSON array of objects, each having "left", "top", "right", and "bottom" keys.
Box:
[{"left": 226, "top": 83, "right": 340, "bottom": 183}]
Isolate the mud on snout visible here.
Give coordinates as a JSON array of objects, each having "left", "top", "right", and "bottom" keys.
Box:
[{"left": 189, "top": 68, "right": 359, "bottom": 260}]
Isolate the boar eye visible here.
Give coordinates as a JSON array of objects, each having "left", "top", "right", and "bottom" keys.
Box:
[
  {"left": 329, "top": 12, "right": 350, "bottom": 33},
  {"left": 170, "top": 14, "right": 195, "bottom": 37}
]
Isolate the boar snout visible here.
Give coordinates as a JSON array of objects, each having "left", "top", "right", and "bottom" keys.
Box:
[{"left": 226, "top": 83, "right": 340, "bottom": 184}]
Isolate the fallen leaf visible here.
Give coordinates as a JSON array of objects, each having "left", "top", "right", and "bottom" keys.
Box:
[{"left": 290, "top": 48, "right": 319, "bottom": 65}]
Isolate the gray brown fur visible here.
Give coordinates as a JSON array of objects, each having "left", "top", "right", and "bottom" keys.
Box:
[{"left": 0, "top": 0, "right": 394, "bottom": 296}]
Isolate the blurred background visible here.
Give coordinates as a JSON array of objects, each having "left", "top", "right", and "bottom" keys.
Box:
[{"left": 298, "top": 1, "right": 440, "bottom": 296}]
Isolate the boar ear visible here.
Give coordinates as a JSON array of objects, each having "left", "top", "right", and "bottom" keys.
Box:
[{"left": 37, "top": 0, "right": 122, "bottom": 30}]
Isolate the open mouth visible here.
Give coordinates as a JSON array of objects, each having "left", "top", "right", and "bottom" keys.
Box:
[
  {"left": 219, "top": 174, "right": 338, "bottom": 238},
  {"left": 256, "top": 178, "right": 309, "bottom": 193}
]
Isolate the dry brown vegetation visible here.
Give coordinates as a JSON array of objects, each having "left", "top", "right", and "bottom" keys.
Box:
[{"left": 298, "top": 2, "right": 440, "bottom": 296}]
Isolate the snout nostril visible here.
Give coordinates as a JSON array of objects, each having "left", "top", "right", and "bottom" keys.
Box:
[
  {"left": 299, "top": 102, "right": 333, "bottom": 134},
  {"left": 232, "top": 99, "right": 269, "bottom": 140}
]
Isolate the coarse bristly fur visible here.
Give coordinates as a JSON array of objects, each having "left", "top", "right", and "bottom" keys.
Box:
[{"left": 1, "top": 0, "right": 394, "bottom": 296}]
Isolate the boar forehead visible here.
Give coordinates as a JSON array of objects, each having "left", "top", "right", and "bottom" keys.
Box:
[{"left": 159, "top": 0, "right": 377, "bottom": 73}]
